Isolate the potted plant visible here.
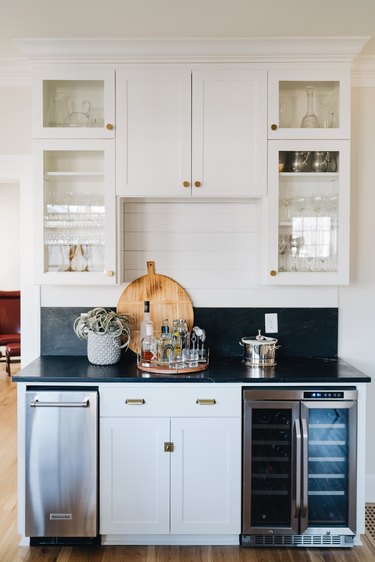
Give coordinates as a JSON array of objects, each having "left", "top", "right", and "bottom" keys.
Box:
[{"left": 73, "top": 307, "right": 133, "bottom": 365}]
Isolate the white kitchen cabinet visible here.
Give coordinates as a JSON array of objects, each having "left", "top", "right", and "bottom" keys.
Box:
[
  {"left": 99, "top": 385, "right": 241, "bottom": 539},
  {"left": 100, "top": 417, "right": 171, "bottom": 534},
  {"left": 32, "top": 66, "right": 115, "bottom": 139},
  {"left": 116, "top": 67, "right": 267, "bottom": 198},
  {"left": 265, "top": 140, "right": 350, "bottom": 285},
  {"left": 33, "top": 139, "right": 117, "bottom": 284},
  {"left": 268, "top": 69, "right": 350, "bottom": 140}
]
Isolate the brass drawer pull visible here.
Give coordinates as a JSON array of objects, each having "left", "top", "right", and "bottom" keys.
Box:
[
  {"left": 196, "top": 399, "right": 216, "bottom": 405},
  {"left": 125, "top": 399, "right": 145, "bottom": 405}
]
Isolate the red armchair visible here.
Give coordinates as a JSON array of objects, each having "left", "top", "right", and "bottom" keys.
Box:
[{"left": 0, "top": 290, "right": 21, "bottom": 375}]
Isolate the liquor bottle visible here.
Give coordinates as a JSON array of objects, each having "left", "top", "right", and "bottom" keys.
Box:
[
  {"left": 171, "top": 319, "right": 181, "bottom": 358},
  {"left": 140, "top": 300, "right": 153, "bottom": 344},
  {"left": 141, "top": 322, "right": 155, "bottom": 362},
  {"left": 158, "top": 319, "right": 174, "bottom": 364}
]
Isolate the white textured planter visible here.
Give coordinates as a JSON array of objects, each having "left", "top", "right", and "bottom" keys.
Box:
[{"left": 87, "top": 332, "right": 122, "bottom": 365}]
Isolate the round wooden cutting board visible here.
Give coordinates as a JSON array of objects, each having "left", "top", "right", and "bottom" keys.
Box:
[{"left": 117, "top": 261, "right": 194, "bottom": 353}]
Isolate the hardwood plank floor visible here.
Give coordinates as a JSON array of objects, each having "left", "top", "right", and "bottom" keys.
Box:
[{"left": 1, "top": 363, "right": 375, "bottom": 561}]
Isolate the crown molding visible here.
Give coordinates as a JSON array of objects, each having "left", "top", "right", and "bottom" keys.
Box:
[
  {"left": 352, "top": 55, "right": 375, "bottom": 87},
  {"left": 1, "top": 39, "right": 375, "bottom": 88},
  {"left": 14, "top": 36, "right": 369, "bottom": 64}
]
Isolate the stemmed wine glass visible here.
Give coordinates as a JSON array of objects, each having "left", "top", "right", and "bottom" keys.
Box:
[
  {"left": 288, "top": 236, "right": 304, "bottom": 272},
  {"left": 278, "top": 234, "right": 288, "bottom": 271}
]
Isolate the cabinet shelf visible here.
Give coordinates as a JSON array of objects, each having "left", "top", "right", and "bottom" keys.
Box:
[
  {"left": 280, "top": 172, "right": 339, "bottom": 182},
  {"left": 44, "top": 172, "right": 104, "bottom": 181}
]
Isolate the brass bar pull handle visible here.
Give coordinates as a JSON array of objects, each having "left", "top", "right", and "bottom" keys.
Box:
[
  {"left": 125, "top": 399, "right": 145, "bottom": 405},
  {"left": 196, "top": 399, "right": 216, "bottom": 405}
]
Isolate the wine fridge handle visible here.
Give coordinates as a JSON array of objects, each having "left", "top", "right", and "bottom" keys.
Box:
[
  {"left": 294, "top": 418, "right": 301, "bottom": 518},
  {"left": 301, "top": 417, "right": 309, "bottom": 518}
]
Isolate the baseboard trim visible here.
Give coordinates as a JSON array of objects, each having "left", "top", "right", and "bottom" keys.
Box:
[{"left": 101, "top": 533, "right": 239, "bottom": 545}]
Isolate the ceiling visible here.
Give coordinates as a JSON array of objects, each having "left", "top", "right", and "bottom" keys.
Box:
[{"left": 2, "top": 0, "right": 375, "bottom": 60}]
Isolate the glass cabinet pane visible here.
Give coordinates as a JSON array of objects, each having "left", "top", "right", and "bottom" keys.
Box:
[
  {"left": 43, "top": 80, "right": 105, "bottom": 129},
  {"left": 250, "top": 407, "right": 293, "bottom": 527},
  {"left": 307, "top": 408, "right": 349, "bottom": 526},
  {"left": 43, "top": 150, "right": 105, "bottom": 274},
  {"left": 278, "top": 150, "right": 339, "bottom": 274},
  {"left": 279, "top": 81, "right": 340, "bottom": 131}
]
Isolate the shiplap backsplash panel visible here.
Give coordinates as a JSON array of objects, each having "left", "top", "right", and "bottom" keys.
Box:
[{"left": 122, "top": 200, "right": 261, "bottom": 289}]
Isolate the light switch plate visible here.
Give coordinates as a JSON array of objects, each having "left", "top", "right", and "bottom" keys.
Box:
[{"left": 265, "top": 313, "right": 278, "bottom": 333}]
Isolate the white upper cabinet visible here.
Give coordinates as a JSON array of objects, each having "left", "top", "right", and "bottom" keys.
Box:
[
  {"left": 191, "top": 69, "right": 267, "bottom": 198},
  {"left": 32, "top": 66, "right": 115, "bottom": 139},
  {"left": 265, "top": 140, "right": 350, "bottom": 286},
  {"left": 33, "top": 138, "right": 117, "bottom": 285},
  {"left": 268, "top": 69, "right": 350, "bottom": 140},
  {"left": 116, "top": 66, "right": 267, "bottom": 198},
  {"left": 116, "top": 68, "right": 192, "bottom": 198}
]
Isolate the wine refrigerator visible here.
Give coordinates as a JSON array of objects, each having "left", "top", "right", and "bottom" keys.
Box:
[{"left": 242, "top": 387, "right": 357, "bottom": 547}]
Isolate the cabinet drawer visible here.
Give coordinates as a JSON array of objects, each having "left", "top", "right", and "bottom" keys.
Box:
[{"left": 100, "top": 385, "right": 241, "bottom": 418}]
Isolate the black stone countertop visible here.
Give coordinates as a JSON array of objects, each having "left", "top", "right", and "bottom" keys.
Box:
[{"left": 12, "top": 353, "right": 371, "bottom": 384}]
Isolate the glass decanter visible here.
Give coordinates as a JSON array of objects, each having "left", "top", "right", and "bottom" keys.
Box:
[{"left": 300, "top": 86, "right": 320, "bottom": 128}]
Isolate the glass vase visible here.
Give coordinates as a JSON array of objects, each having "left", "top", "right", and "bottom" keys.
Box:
[{"left": 300, "top": 86, "right": 320, "bottom": 128}]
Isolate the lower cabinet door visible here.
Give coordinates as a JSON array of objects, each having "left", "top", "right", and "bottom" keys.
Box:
[
  {"left": 100, "top": 417, "right": 170, "bottom": 534},
  {"left": 170, "top": 417, "right": 241, "bottom": 534}
]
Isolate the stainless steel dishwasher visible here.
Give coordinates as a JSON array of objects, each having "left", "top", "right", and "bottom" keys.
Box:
[{"left": 25, "top": 388, "right": 98, "bottom": 543}]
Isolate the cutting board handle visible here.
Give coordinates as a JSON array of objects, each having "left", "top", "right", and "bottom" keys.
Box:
[{"left": 147, "top": 261, "right": 155, "bottom": 276}]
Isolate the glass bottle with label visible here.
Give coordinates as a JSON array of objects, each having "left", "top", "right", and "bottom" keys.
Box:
[
  {"left": 139, "top": 300, "right": 153, "bottom": 350},
  {"left": 158, "top": 319, "right": 174, "bottom": 364}
]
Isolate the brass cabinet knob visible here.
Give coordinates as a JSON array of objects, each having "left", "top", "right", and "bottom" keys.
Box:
[
  {"left": 183, "top": 181, "right": 190, "bottom": 187},
  {"left": 270, "top": 270, "right": 278, "bottom": 277},
  {"left": 105, "top": 270, "right": 115, "bottom": 277},
  {"left": 194, "top": 181, "right": 201, "bottom": 187},
  {"left": 106, "top": 123, "right": 114, "bottom": 130},
  {"left": 271, "top": 124, "right": 278, "bottom": 131}
]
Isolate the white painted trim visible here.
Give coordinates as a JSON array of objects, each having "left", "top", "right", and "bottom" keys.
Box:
[
  {"left": 14, "top": 36, "right": 368, "bottom": 63},
  {"left": 0, "top": 155, "right": 40, "bottom": 366},
  {"left": 101, "top": 533, "right": 239, "bottom": 545},
  {"left": 352, "top": 55, "right": 375, "bottom": 87},
  {"left": 2, "top": 42, "right": 375, "bottom": 88}
]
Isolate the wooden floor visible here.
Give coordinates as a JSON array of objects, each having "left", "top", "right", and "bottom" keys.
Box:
[{"left": 1, "top": 364, "right": 375, "bottom": 562}]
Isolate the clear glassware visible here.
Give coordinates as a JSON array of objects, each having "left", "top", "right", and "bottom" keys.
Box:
[
  {"left": 46, "top": 89, "right": 70, "bottom": 127},
  {"left": 300, "top": 87, "right": 320, "bottom": 128}
]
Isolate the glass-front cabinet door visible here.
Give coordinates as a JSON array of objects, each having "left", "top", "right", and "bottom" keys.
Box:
[
  {"left": 243, "top": 401, "right": 300, "bottom": 534},
  {"left": 301, "top": 401, "right": 357, "bottom": 535},
  {"left": 266, "top": 140, "right": 349, "bottom": 285},
  {"left": 268, "top": 70, "right": 350, "bottom": 140},
  {"left": 34, "top": 139, "right": 117, "bottom": 284},
  {"left": 32, "top": 67, "right": 115, "bottom": 138}
]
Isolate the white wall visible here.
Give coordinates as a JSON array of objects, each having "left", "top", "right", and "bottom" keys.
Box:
[
  {"left": 0, "top": 182, "right": 20, "bottom": 289},
  {"left": 0, "top": 87, "right": 31, "bottom": 154},
  {"left": 339, "top": 86, "right": 375, "bottom": 500}
]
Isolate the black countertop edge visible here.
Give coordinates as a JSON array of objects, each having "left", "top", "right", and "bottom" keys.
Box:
[{"left": 12, "top": 354, "right": 371, "bottom": 384}]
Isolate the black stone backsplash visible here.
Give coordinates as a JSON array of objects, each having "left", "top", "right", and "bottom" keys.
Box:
[{"left": 41, "top": 307, "right": 338, "bottom": 359}]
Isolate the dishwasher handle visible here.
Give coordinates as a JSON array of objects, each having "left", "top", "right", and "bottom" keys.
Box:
[{"left": 29, "top": 398, "right": 90, "bottom": 408}]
